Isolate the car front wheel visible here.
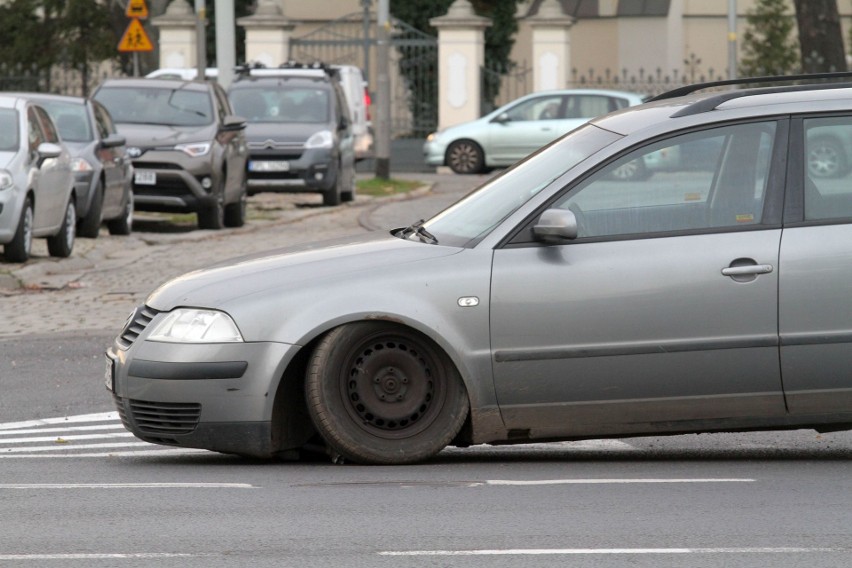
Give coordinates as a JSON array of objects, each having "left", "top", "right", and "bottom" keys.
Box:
[
  {"left": 47, "top": 198, "right": 76, "bottom": 258},
  {"left": 77, "top": 181, "right": 103, "bottom": 238},
  {"left": 446, "top": 139, "right": 485, "bottom": 175},
  {"left": 305, "top": 322, "right": 469, "bottom": 465},
  {"left": 197, "top": 178, "right": 225, "bottom": 230},
  {"left": 4, "top": 197, "right": 34, "bottom": 262}
]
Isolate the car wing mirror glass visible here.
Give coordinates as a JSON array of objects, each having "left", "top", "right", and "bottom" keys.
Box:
[
  {"left": 492, "top": 112, "right": 511, "bottom": 124},
  {"left": 532, "top": 208, "right": 578, "bottom": 243}
]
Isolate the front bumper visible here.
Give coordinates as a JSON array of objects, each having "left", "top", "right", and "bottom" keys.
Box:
[
  {"left": 107, "top": 331, "right": 303, "bottom": 457},
  {"left": 129, "top": 150, "right": 217, "bottom": 213},
  {"left": 245, "top": 147, "right": 336, "bottom": 194},
  {"left": 423, "top": 139, "right": 447, "bottom": 167}
]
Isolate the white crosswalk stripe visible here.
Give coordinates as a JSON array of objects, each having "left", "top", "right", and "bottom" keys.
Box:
[{"left": 0, "top": 412, "right": 208, "bottom": 458}]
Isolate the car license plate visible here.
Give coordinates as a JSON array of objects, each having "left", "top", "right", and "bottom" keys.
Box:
[
  {"left": 249, "top": 160, "right": 290, "bottom": 172},
  {"left": 104, "top": 356, "right": 115, "bottom": 392},
  {"left": 134, "top": 170, "right": 156, "bottom": 185}
]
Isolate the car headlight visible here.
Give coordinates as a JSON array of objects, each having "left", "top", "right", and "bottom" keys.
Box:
[
  {"left": 174, "top": 142, "right": 211, "bottom": 157},
  {"left": 426, "top": 132, "right": 440, "bottom": 143},
  {"left": 71, "top": 157, "right": 94, "bottom": 173},
  {"left": 0, "top": 169, "right": 13, "bottom": 190},
  {"left": 305, "top": 130, "right": 333, "bottom": 149},
  {"left": 147, "top": 308, "right": 244, "bottom": 343}
]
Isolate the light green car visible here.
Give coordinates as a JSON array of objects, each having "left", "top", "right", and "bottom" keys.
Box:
[{"left": 424, "top": 88, "right": 645, "bottom": 174}]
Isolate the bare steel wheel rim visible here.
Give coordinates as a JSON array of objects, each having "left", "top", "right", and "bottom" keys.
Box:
[
  {"left": 809, "top": 143, "right": 841, "bottom": 178},
  {"left": 341, "top": 334, "right": 446, "bottom": 439}
]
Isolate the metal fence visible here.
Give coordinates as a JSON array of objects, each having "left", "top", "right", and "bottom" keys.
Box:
[{"left": 0, "top": 61, "right": 124, "bottom": 97}]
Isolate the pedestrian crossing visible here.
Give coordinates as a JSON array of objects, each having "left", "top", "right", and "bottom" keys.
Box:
[
  {"left": 0, "top": 412, "right": 207, "bottom": 458},
  {"left": 0, "top": 412, "right": 637, "bottom": 459}
]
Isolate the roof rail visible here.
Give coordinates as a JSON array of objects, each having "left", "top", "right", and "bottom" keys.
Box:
[
  {"left": 649, "top": 71, "right": 852, "bottom": 102},
  {"left": 233, "top": 60, "right": 339, "bottom": 79}
]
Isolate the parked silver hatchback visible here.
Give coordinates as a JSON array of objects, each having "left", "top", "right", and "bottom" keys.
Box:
[
  {"left": 107, "top": 74, "right": 852, "bottom": 464},
  {"left": 0, "top": 95, "right": 75, "bottom": 262}
]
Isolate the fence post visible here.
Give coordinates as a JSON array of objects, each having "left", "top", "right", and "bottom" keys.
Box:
[
  {"left": 151, "top": 0, "right": 199, "bottom": 71},
  {"left": 430, "top": 0, "right": 491, "bottom": 131},
  {"left": 237, "top": 0, "right": 295, "bottom": 67},
  {"left": 528, "top": 0, "right": 575, "bottom": 92}
]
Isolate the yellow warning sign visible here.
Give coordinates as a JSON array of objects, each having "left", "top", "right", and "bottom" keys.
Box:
[
  {"left": 126, "top": 0, "right": 149, "bottom": 19},
  {"left": 118, "top": 19, "right": 153, "bottom": 52}
]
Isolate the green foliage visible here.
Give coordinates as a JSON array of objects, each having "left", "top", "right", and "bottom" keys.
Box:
[
  {"left": 739, "top": 0, "right": 799, "bottom": 76},
  {"left": 389, "top": 0, "right": 519, "bottom": 135}
]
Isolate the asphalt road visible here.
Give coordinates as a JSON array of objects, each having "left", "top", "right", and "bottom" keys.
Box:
[{"left": 1, "top": 174, "right": 851, "bottom": 566}]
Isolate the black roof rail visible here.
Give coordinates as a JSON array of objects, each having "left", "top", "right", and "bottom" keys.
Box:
[{"left": 649, "top": 71, "right": 852, "bottom": 102}]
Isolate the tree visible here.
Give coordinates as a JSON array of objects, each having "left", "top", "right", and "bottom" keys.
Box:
[
  {"left": 389, "top": 0, "right": 519, "bottom": 135},
  {"left": 739, "top": 0, "right": 799, "bottom": 77},
  {"left": 61, "top": 0, "right": 118, "bottom": 95},
  {"left": 793, "top": 0, "right": 847, "bottom": 72}
]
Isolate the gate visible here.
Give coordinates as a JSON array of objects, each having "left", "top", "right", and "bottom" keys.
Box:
[{"left": 290, "top": 12, "right": 438, "bottom": 139}]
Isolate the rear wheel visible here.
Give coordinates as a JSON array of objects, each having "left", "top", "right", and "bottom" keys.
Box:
[
  {"left": 305, "top": 322, "right": 469, "bottom": 465},
  {"left": 446, "top": 139, "right": 485, "bottom": 174},
  {"left": 224, "top": 181, "right": 247, "bottom": 228},
  {"left": 47, "top": 197, "right": 76, "bottom": 258},
  {"left": 4, "top": 197, "right": 34, "bottom": 262},
  {"left": 197, "top": 179, "right": 225, "bottom": 230},
  {"left": 77, "top": 181, "right": 103, "bottom": 238},
  {"left": 107, "top": 190, "right": 133, "bottom": 236}
]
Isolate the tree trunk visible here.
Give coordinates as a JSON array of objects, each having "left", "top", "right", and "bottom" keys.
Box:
[{"left": 793, "top": 0, "right": 847, "bottom": 72}]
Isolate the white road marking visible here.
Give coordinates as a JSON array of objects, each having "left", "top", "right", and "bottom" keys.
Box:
[
  {"left": 0, "top": 412, "right": 119, "bottom": 430},
  {"left": 379, "top": 547, "right": 843, "bottom": 556},
  {"left": 0, "top": 553, "right": 204, "bottom": 560},
  {"left": 0, "top": 413, "right": 205, "bottom": 458},
  {"left": 481, "top": 478, "right": 754, "bottom": 486},
  {"left": 0, "top": 483, "right": 253, "bottom": 489}
]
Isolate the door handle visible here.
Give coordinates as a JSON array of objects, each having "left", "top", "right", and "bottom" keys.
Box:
[{"left": 721, "top": 264, "right": 773, "bottom": 276}]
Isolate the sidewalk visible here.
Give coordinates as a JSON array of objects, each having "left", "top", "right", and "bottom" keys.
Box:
[{"left": 0, "top": 171, "right": 489, "bottom": 337}]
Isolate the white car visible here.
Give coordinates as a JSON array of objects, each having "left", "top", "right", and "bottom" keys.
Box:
[
  {"left": 424, "top": 89, "right": 646, "bottom": 174},
  {"left": 0, "top": 95, "right": 75, "bottom": 262}
]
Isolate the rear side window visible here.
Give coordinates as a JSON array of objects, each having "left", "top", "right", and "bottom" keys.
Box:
[
  {"left": 803, "top": 117, "right": 852, "bottom": 220},
  {"left": 0, "top": 109, "right": 19, "bottom": 151}
]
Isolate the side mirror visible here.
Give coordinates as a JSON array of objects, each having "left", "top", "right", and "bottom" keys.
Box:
[
  {"left": 100, "top": 134, "right": 126, "bottom": 149},
  {"left": 532, "top": 208, "right": 578, "bottom": 243},
  {"left": 221, "top": 115, "right": 247, "bottom": 131},
  {"left": 492, "top": 112, "right": 511, "bottom": 124},
  {"left": 36, "top": 142, "right": 62, "bottom": 167}
]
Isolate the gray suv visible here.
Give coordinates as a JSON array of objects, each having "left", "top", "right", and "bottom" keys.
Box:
[
  {"left": 228, "top": 67, "right": 356, "bottom": 206},
  {"left": 93, "top": 78, "right": 248, "bottom": 230}
]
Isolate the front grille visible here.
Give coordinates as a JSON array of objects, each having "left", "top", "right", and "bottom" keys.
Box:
[
  {"left": 112, "top": 393, "right": 131, "bottom": 430},
  {"left": 128, "top": 399, "right": 202, "bottom": 435},
  {"left": 133, "top": 161, "right": 183, "bottom": 170},
  {"left": 117, "top": 306, "right": 159, "bottom": 350}
]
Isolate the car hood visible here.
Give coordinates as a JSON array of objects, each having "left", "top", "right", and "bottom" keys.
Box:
[
  {"left": 146, "top": 231, "right": 462, "bottom": 312},
  {"left": 0, "top": 151, "right": 18, "bottom": 168},
  {"left": 244, "top": 122, "right": 326, "bottom": 145},
  {"left": 115, "top": 123, "right": 215, "bottom": 148}
]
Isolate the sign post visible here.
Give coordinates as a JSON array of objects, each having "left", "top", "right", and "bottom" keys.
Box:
[{"left": 118, "top": 0, "right": 152, "bottom": 77}]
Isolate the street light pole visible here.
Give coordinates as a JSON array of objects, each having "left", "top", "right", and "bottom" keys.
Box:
[
  {"left": 728, "top": 0, "right": 737, "bottom": 79},
  {"left": 374, "top": 0, "right": 391, "bottom": 179},
  {"left": 194, "top": 0, "right": 207, "bottom": 79}
]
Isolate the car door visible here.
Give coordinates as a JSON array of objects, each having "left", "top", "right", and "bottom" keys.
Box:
[
  {"left": 490, "top": 120, "right": 788, "bottom": 437},
  {"left": 93, "top": 101, "right": 126, "bottom": 214},
  {"left": 778, "top": 115, "right": 852, "bottom": 415},
  {"left": 28, "top": 106, "right": 66, "bottom": 231},
  {"left": 488, "top": 94, "right": 570, "bottom": 162}
]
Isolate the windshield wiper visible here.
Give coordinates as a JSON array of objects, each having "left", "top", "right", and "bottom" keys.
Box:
[{"left": 397, "top": 219, "right": 438, "bottom": 244}]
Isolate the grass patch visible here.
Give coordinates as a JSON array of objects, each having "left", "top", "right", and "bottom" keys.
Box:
[{"left": 356, "top": 177, "right": 422, "bottom": 197}]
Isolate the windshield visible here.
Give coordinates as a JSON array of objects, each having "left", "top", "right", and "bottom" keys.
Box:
[
  {"left": 230, "top": 86, "right": 330, "bottom": 123},
  {"left": 94, "top": 86, "right": 214, "bottom": 127},
  {"left": 0, "top": 109, "right": 19, "bottom": 151},
  {"left": 40, "top": 101, "right": 92, "bottom": 143},
  {"left": 422, "top": 124, "right": 621, "bottom": 246}
]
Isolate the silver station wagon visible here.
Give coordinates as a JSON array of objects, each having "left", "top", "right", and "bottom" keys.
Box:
[{"left": 106, "top": 74, "right": 852, "bottom": 464}]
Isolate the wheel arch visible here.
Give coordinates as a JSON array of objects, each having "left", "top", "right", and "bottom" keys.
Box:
[{"left": 269, "top": 314, "right": 487, "bottom": 455}]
